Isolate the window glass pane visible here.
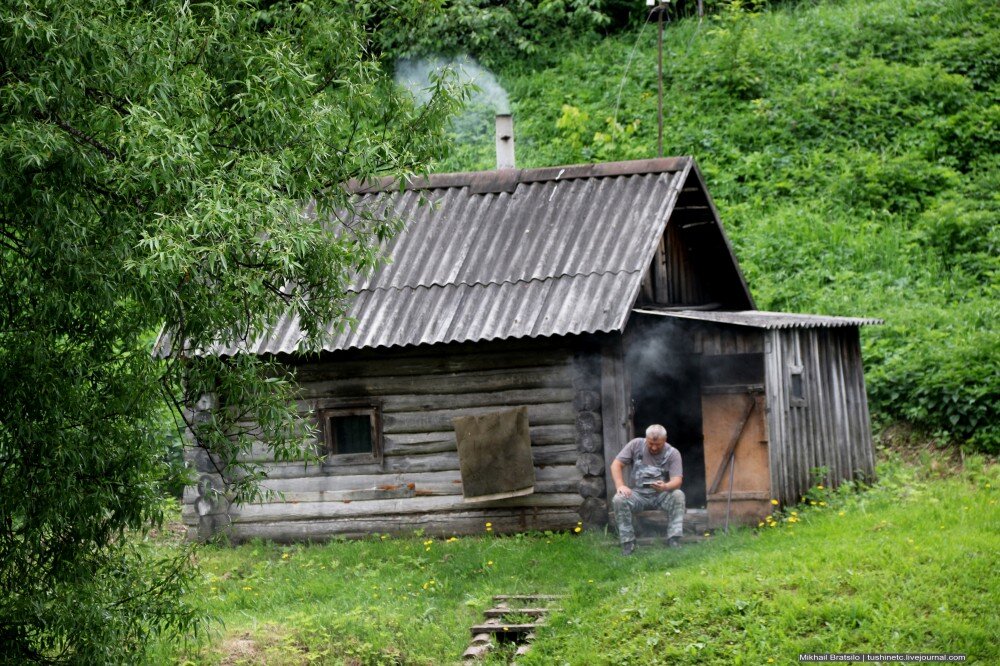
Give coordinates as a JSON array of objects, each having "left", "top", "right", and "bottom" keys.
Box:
[
  {"left": 331, "top": 415, "right": 372, "bottom": 455},
  {"left": 790, "top": 372, "right": 804, "bottom": 401}
]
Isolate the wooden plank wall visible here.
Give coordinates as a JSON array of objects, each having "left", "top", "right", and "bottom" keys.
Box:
[
  {"left": 764, "top": 327, "right": 877, "bottom": 504},
  {"left": 637, "top": 218, "right": 710, "bottom": 306},
  {"left": 182, "top": 339, "right": 604, "bottom": 542}
]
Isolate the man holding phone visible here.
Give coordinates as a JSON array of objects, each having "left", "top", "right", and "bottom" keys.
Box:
[{"left": 610, "top": 424, "right": 685, "bottom": 556}]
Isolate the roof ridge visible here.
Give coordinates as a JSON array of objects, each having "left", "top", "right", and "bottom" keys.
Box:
[
  {"left": 347, "top": 157, "right": 693, "bottom": 194},
  {"left": 347, "top": 269, "right": 645, "bottom": 295}
]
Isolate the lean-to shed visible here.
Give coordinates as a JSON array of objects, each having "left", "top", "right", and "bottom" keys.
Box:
[{"left": 172, "top": 156, "right": 880, "bottom": 542}]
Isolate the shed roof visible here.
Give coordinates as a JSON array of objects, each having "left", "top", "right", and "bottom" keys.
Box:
[
  {"left": 633, "top": 308, "right": 883, "bottom": 329},
  {"left": 169, "top": 156, "right": 758, "bottom": 357}
]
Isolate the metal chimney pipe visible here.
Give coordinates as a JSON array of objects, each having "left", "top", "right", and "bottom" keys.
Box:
[{"left": 495, "top": 114, "right": 515, "bottom": 169}]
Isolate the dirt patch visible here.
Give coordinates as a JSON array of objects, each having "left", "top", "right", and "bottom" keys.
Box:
[{"left": 219, "top": 632, "right": 263, "bottom": 665}]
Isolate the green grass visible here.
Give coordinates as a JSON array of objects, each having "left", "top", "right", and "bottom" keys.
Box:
[{"left": 154, "top": 450, "right": 999, "bottom": 664}]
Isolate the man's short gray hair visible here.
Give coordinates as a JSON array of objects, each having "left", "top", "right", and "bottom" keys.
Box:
[{"left": 645, "top": 424, "right": 667, "bottom": 440}]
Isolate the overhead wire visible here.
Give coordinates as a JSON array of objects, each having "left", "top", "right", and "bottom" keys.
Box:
[{"left": 611, "top": 4, "right": 706, "bottom": 153}]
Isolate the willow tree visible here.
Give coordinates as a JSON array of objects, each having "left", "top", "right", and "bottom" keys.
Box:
[{"left": 0, "top": 1, "right": 461, "bottom": 661}]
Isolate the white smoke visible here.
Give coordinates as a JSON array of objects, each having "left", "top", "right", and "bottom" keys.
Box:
[
  {"left": 394, "top": 55, "right": 510, "bottom": 114},
  {"left": 625, "top": 319, "right": 687, "bottom": 400}
]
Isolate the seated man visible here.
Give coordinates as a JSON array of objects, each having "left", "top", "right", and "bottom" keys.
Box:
[{"left": 610, "top": 424, "right": 685, "bottom": 556}]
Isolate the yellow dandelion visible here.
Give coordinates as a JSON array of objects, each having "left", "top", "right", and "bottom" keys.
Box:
[
  {"left": 243, "top": 586, "right": 253, "bottom": 591},
  {"left": 380, "top": 535, "right": 388, "bottom": 540},
  {"left": 819, "top": 501, "right": 826, "bottom": 506},
  {"left": 281, "top": 553, "right": 290, "bottom": 559},
  {"left": 485, "top": 522, "right": 492, "bottom": 527},
  {"left": 790, "top": 511, "right": 798, "bottom": 516},
  {"left": 704, "top": 531, "right": 711, "bottom": 537},
  {"left": 487, "top": 560, "right": 493, "bottom": 566},
  {"left": 503, "top": 626, "right": 509, "bottom": 631},
  {"left": 573, "top": 526, "right": 582, "bottom": 533},
  {"left": 424, "top": 539, "right": 433, "bottom": 546},
  {"left": 817, "top": 485, "right": 824, "bottom": 490},
  {"left": 810, "top": 501, "right": 817, "bottom": 505},
  {"left": 838, "top": 511, "right": 845, "bottom": 517},
  {"left": 770, "top": 499, "right": 779, "bottom": 505},
  {"left": 758, "top": 522, "right": 764, "bottom": 527},
  {"left": 588, "top": 579, "right": 595, "bottom": 583}
]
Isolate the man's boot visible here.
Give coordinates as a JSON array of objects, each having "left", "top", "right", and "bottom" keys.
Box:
[
  {"left": 666, "top": 536, "right": 682, "bottom": 549},
  {"left": 621, "top": 541, "right": 636, "bottom": 556}
]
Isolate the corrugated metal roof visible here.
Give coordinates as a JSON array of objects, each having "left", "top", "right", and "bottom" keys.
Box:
[
  {"left": 633, "top": 308, "right": 883, "bottom": 329},
  {"left": 177, "top": 157, "right": 694, "bottom": 356}
]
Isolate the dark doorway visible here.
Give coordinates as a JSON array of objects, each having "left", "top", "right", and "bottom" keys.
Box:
[{"left": 625, "top": 316, "right": 707, "bottom": 507}]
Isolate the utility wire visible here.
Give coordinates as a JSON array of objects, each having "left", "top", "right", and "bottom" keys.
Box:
[{"left": 612, "top": 4, "right": 706, "bottom": 155}]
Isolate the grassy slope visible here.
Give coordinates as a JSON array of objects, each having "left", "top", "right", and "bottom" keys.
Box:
[
  {"left": 439, "top": 0, "right": 999, "bottom": 451},
  {"left": 159, "top": 452, "right": 998, "bottom": 664}
]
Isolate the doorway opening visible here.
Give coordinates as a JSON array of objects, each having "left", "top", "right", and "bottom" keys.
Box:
[{"left": 625, "top": 315, "right": 707, "bottom": 508}]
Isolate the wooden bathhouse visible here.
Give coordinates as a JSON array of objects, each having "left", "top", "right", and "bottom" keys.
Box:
[{"left": 173, "top": 156, "right": 880, "bottom": 542}]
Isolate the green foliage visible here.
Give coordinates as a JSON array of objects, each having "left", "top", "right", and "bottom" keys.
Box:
[
  {"left": 435, "top": 0, "right": 999, "bottom": 453},
  {"left": 375, "top": 0, "right": 610, "bottom": 69},
  {"left": 0, "top": 0, "right": 462, "bottom": 661}
]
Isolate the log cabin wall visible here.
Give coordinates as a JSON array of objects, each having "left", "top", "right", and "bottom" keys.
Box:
[
  {"left": 764, "top": 326, "right": 877, "bottom": 505},
  {"left": 182, "top": 337, "right": 606, "bottom": 542}
]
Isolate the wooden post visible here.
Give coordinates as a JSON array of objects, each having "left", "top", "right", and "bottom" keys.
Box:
[{"left": 601, "top": 339, "right": 631, "bottom": 509}]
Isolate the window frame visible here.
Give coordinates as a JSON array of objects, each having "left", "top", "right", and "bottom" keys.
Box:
[
  {"left": 788, "top": 363, "right": 807, "bottom": 407},
  {"left": 314, "top": 399, "right": 383, "bottom": 466}
]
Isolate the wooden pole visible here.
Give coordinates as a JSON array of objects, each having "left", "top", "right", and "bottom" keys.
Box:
[{"left": 657, "top": 3, "right": 664, "bottom": 158}]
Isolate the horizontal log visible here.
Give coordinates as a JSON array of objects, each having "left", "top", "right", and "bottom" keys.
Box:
[
  {"left": 228, "top": 493, "right": 585, "bottom": 523},
  {"left": 386, "top": 424, "right": 576, "bottom": 451},
  {"left": 297, "top": 366, "right": 575, "bottom": 400},
  {"left": 385, "top": 443, "right": 577, "bottom": 473},
  {"left": 383, "top": 402, "right": 576, "bottom": 435},
  {"left": 579, "top": 476, "right": 606, "bottom": 499},
  {"left": 576, "top": 453, "right": 605, "bottom": 477},
  {"left": 248, "top": 462, "right": 581, "bottom": 495},
  {"left": 238, "top": 477, "right": 582, "bottom": 504},
  {"left": 238, "top": 442, "right": 578, "bottom": 478},
  {"left": 231, "top": 424, "right": 578, "bottom": 464},
  {"left": 572, "top": 390, "right": 601, "bottom": 412},
  {"left": 575, "top": 411, "right": 602, "bottom": 435},
  {"left": 212, "top": 508, "right": 584, "bottom": 543},
  {"left": 576, "top": 432, "right": 602, "bottom": 453},
  {"left": 292, "top": 345, "right": 573, "bottom": 382},
  {"left": 382, "top": 387, "right": 576, "bottom": 413},
  {"left": 578, "top": 497, "right": 609, "bottom": 526}
]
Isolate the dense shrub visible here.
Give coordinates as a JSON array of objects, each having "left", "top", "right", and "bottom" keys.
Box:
[{"left": 432, "top": 0, "right": 999, "bottom": 452}]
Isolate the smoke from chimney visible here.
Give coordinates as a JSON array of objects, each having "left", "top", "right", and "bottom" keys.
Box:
[{"left": 496, "top": 114, "right": 515, "bottom": 169}]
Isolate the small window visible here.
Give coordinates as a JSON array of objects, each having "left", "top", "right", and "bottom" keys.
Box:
[
  {"left": 788, "top": 364, "right": 806, "bottom": 407},
  {"left": 316, "top": 402, "right": 382, "bottom": 465}
]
